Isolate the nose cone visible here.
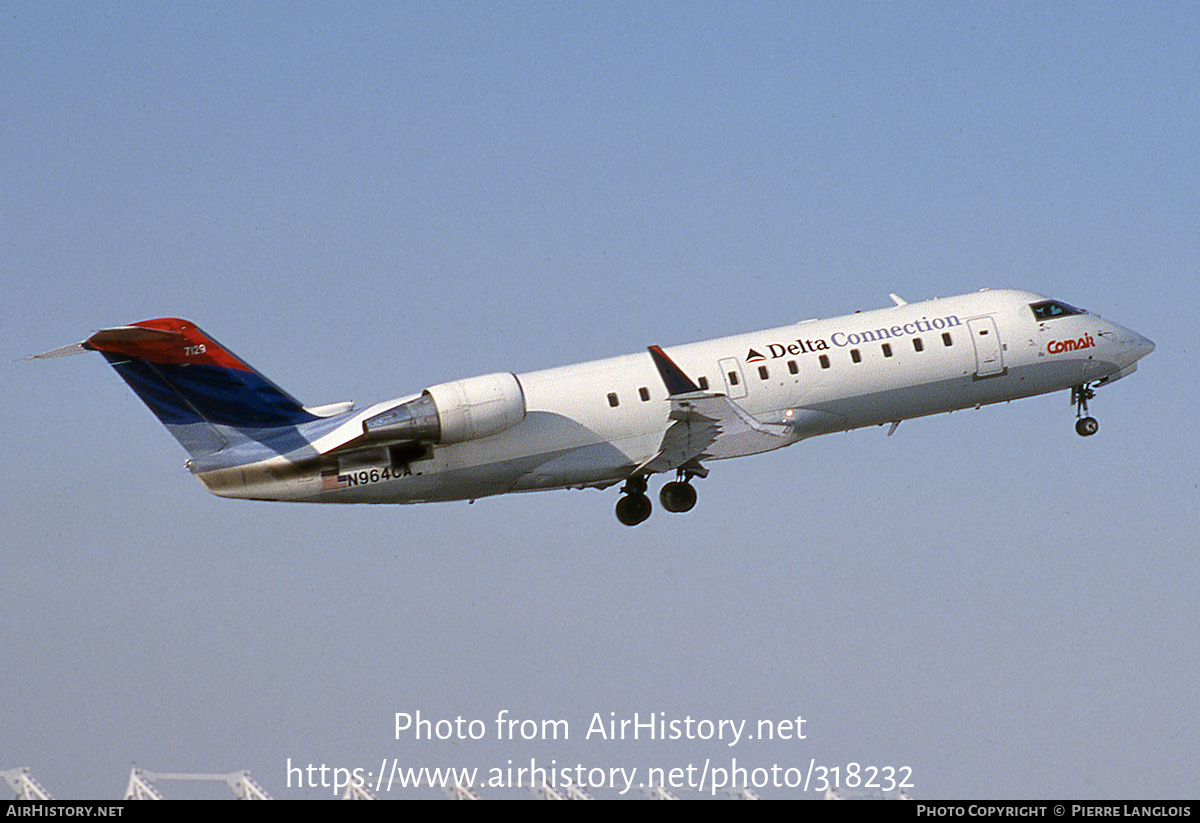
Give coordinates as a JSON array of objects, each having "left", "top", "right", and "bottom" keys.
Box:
[
  {"left": 1130, "top": 331, "right": 1155, "bottom": 362},
  {"left": 1108, "top": 326, "right": 1155, "bottom": 372}
]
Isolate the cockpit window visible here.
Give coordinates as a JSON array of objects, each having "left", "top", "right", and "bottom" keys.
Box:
[{"left": 1030, "top": 300, "right": 1084, "bottom": 321}]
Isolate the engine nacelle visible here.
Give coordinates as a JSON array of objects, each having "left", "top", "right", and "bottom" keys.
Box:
[{"left": 362, "top": 372, "right": 526, "bottom": 445}]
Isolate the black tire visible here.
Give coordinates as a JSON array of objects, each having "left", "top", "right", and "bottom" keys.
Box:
[
  {"left": 615, "top": 493, "right": 653, "bottom": 526},
  {"left": 659, "top": 481, "right": 697, "bottom": 513},
  {"left": 1076, "top": 416, "right": 1099, "bottom": 437}
]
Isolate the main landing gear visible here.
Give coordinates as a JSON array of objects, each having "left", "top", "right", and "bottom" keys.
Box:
[
  {"left": 1072, "top": 383, "right": 1099, "bottom": 437},
  {"left": 615, "top": 470, "right": 699, "bottom": 526},
  {"left": 615, "top": 475, "right": 652, "bottom": 526},
  {"left": 660, "top": 472, "right": 698, "bottom": 514}
]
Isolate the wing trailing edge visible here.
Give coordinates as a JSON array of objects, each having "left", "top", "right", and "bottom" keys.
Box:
[{"left": 641, "top": 344, "right": 793, "bottom": 474}]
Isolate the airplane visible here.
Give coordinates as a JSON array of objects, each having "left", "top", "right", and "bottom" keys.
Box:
[{"left": 32, "top": 288, "right": 1154, "bottom": 525}]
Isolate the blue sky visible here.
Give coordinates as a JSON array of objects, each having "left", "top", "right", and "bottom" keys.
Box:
[{"left": 3, "top": 2, "right": 1197, "bottom": 799}]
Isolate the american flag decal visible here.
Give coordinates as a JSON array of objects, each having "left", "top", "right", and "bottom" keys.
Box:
[{"left": 321, "top": 468, "right": 348, "bottom": 491}]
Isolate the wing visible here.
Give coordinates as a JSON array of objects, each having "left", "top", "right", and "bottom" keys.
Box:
[{"left": 638, "top": 345, "right": 793, "bottom": 474}]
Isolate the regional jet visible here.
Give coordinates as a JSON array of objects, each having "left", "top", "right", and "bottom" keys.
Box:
[{"left": 33, "top": 288, "right": 1154, "bottom": 525}]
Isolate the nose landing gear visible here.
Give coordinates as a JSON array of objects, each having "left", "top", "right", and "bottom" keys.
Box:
[{"left": 1072, "top": 384, "right": 1099, "bottom": 437}]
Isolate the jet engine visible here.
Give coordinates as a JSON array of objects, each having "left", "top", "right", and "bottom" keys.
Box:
[{"left": 362, "top": 372, "right": 526, "bottom": 444}]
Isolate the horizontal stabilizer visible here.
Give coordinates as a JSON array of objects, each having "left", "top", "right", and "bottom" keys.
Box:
[
  {"left": 28, "top": 341, "right": 88, "bottom": 359},
  {"left": 28, "top": 325, "right": 180, "bottom": 360}
]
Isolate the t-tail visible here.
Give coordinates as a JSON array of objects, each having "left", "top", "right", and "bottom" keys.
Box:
[{"left": 31, "top": 319, "right": 354, "bottom": 463}]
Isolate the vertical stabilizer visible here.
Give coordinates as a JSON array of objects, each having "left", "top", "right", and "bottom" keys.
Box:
[{"left": 69, "top": 319, "right": 318, "bottom": 457}]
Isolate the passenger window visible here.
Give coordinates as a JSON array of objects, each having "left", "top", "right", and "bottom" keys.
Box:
[
  {"left": 882, "top": 343, "right": 893, "bottom": 358},
  {"left": 819, "top": 354, "right": 830, "bottom": 369},
  {"left": 758, "top": 365, "right": 769, "bottom": 380},
  {"left": 942, "top": 332, "right": 953, "bottom": 346},
  {"left": 787, "top": 360, "right": 798, "bottom": 374},
  {"left": 638, "top": 387, "right": 650, "bottom": 401},
  {"left": 913, "top": 338, "right": 924, "bottom": 352},
  {"left": 697, "top": 376, "right": 709, "bottom": 390},
  {"left": 607, "top": 392, "right": 619, "bottom": 407},
  {"left": 850, "top": 349, "right": 862, "bottom": 363}
]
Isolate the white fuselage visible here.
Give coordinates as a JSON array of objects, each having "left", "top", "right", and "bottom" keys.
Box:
[{"left": 197, "top": 289, "right": 1153, "bottom": 504}]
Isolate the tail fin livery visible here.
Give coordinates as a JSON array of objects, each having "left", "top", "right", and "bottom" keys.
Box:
[{"left": 35, "top": 318, "right": 320, "bottom": 458}]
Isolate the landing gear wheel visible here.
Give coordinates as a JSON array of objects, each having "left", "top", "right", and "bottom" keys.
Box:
[
  {"left": 659, "top": 481, "right": 697, "bottom": 513},
  {"left": 615, "top": 493, "right": 652, "bottom": 526},
  {"left": 1072, "top": 384, "right": 1099, "bottom": 437}
]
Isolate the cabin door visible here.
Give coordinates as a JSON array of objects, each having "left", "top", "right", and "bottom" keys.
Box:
[
  {"left": 968, "top": 316, "right": 1005, "bottom": 377},
  {"left": 718, "top": 357, "right": 748, "bottom": 399}
]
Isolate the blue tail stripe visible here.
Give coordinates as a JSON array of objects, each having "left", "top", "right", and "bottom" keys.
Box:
[{"left": 105, "top": 354, "right": 318, "bottom": 428}]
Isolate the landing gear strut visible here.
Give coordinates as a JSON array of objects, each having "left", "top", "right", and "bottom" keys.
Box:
[
  {"left": 659, "top": 470, "right": 698, "bottom": 514},
  {"left": 615, "top": 474, "right": 652, "bottom": 526},
  {"left": 1072, "top": 383, "right": 1099, "bottom": 437}
]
